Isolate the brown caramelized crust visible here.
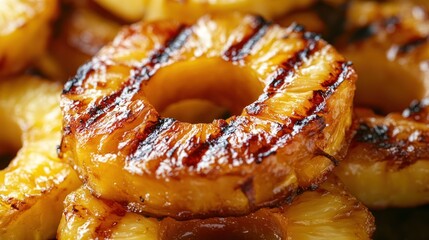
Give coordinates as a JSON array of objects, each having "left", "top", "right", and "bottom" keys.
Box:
[
  {"left": 61, "top": 13, "right": 356, "bottom": 218},
  {"left": 335, "top": 105, "right": 429, "bottom": 208},
  {"left": 58, "top": 177, "right": 374, "bottom": 239}
]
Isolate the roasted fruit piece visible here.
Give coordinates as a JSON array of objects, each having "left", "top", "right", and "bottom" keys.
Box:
[
  {"left": 61, "top": 13, "right": 356, "bottom": 219},
  {"left": 58, "top": 177, "right": 374, "bottom": 240},
  {"left": 37, "top": 2, "right": 121, "bottom": 81},
  {"left": 0, "top": 0, "right": 58, "bottom": 76},
  {"left": 337, "top": 1, "right": 429, "bottom": 112},
  {"left": 0, "top": 76, "right": 80, "bottom": 239},
  {"left": 335, "top": 103, "right": 429, "bottom": 208}
]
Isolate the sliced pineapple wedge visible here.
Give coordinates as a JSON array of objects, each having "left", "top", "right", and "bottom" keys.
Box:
[
  {"left": 0, "top": 0, "right": 58, "bottom": 76},
  {"left": 0, "top": 76, "right": 81, "bottom": 239},
  {"left": 58, "top": 176, "right": 374, "bottom": 240},
  {"left": 335, "top": 105, "right": 429, "bottom": 208}
]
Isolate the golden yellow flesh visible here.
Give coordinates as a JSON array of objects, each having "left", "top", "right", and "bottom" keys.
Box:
[
  {"left": 338, "top": 1, "right": 429, "bottom": 112},
  {"left": 145, "top": 0, "right": 315, "bottom": 23},
  {"left": 0, "top": 76, "right": 81, "bottom": 239},
  {"left": 336, "top": 108, "right": 429, "bottom": 208},
  {"left": 0, "top": 0, "right": 58, "bottom": 76},
  {"left": 94, "top": 0, "right": 148, "bottom": 22},
  {"left": 58, "top": 177, "right": 374, "bottom": 240},
  {"left": 37, "top": 4, "right": 121, "bottom": 81},
  {"left": 60, "top": 14, "right": 356, "bottom": 218}
]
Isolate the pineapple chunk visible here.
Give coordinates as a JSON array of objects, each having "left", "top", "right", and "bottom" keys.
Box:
[
  {"left": 335, "top": 106, "right": 429, "bottom": 208},
  {"left": 0, "top": 0, "right": 58, "bottom": 76},
  {"left": 0, "top": 76, "right": 81, "bottom": 239}
]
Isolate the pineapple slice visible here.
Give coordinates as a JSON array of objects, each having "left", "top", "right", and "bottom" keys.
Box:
[
  {"left": 37, "top": 2, "right": 121, "bottom": 81},
  {"left": 335, "top": 104, "right": 429, "bottom": 208},
  {"left": 58, "top": 177, "right": 374, "bottom": 239},
  {"left": 0, "top": 0, "right": 58, "bottom": 76},
  {"left": 0, "top": 76, "right": 81, "bottom": 239},
  {"left": 145, "top": 0, "right": 316, "bottom": 23},
  {"left": 337, "top": 1, "right": 429, "bottom": 112},
  {"left": 60, "top": 13, "right": 356, "bottom": 218}
]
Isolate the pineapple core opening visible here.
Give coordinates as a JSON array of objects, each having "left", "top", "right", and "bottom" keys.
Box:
[
  {"left": 159, "top": 212, "right": 283, "bottom": 240},
  {"left": 0, "top": 112, "right": 22, "bottom": 169},
  {"left": 143, "top": 58, "right": 263, "bottom": 123}
]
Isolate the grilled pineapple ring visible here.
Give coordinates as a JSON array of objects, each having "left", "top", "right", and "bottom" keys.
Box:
[
  {"left": 58, "top": 177, "right": 374, "bottom": 239},
  {"left": 335, "top": 104, "right": 429, "bottom": 208},
  {"left": 0, "top": 0, "right": 58, "bottom": 76},
  {"left": 338, "top": 1, "right": 429, "bottom": 112},
  {"left": 0, "top": 76, "right": 80, "bottom": 239},
  {"left": 61, "top": 13, "right": 356, "bottom": 219}
]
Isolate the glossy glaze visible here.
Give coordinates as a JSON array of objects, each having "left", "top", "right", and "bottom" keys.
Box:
[{"left": 61, "top": 13, "right": 356, "bottom": 218}]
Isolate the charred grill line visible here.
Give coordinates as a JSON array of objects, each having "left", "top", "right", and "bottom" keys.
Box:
[
  {"left": 246, "top": 34, "right": 321, "bottom": 115},
  {"left": 78, "top": 25, "right": 193, "bottom": 131},
  {"left": 201, "top": 36, "right": 326, "bottom": 164},
  {"left": 223, "top": 16, "right": 270, "bottom": 62},
  {"left": 63, "top": 61, "right": 94, "bottom": 94},
  {"left": 349, "top": 16, "right": 400, "bottom": 43},
  {"left": 130, "top": 118, "right": 177, "bottom": 162},
  {"left": 397, "top": 36, "right": 429, "bottom": 55},
  {"left": 257, "top": 61, "right": 353, "bottom": 159}
]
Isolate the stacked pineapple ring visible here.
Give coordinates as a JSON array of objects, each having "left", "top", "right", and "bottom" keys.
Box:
[
  {"left": 3, "top": 0, "right": 429, "bottom": 238},
  {"left": 334, "top": 1, "right": 429, "bottom": 208},
  {"left": 60, "top": 13, "right": 357, "bottom": 218},
  {"left": 58, "top": 11, "right": 374, "bottom": 239}
]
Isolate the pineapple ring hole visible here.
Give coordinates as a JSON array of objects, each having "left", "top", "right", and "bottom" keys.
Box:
[
  {"left": 143, "top": 58, "right": 263, "bottom": 123},
  {"left": 0, "top": 114, "right": 22, "bottom": 170},
  {"left": 159, "top": 212, "right": 283, "bottom": 240}
]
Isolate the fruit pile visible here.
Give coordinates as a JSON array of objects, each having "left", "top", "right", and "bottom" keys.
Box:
[{"left": 0, "top": 0, "right": 428, "bottom": 239}]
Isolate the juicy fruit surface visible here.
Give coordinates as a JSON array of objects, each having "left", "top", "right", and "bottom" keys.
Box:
[
  {"left": 336, "top": 106, "right": 429, "bottom": 208},
  {"left": 145, "top": 0, "right": 315, "bottom": 23},
  {"left": 338, "top": 1, "right": 429, "bottom": 112},
  {"left": 0, "top": 0, "right": 58, "bottom": 76},
  {"left": 0, "top": 76, "right": 80, "bottom": 239},
  {"left": 58, "top": 177, "right": 374, "bottom": 240},
  {"left": 61, "top": 13, "right": 356, "bottom": 218}
]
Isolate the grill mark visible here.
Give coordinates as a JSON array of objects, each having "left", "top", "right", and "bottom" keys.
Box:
[
  {"left": 203, "top": 47, "right": 351, "bottom": 165},
  {"left": 353, "top": 120, "right": 429, "bottom": 169},
  {"left": 349, "top": 16, "right": 400, "bottom": 43},
  {"left": 402, "top": 98, "right": 429, "bottom": 122},
  {"left": 63, "top": 61, "right": 94, "bottom": 94},
  {"left": 245, "top": 34, "right": 321, "bottom": 115},
  {"left": 130, "top": 118, "right": 177, "bottom": 161},
  {"left": 253, "top": 61, "right": 353, "bottom": 160},
  {"left": 397, "top": 36, "right": 429, "bottom": 55},
  {"left": 223, "top": 16, "right": 270, "bottom": 62},
  {"left": 78, "top": 25, "right": 193, "bottom": 130}
]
